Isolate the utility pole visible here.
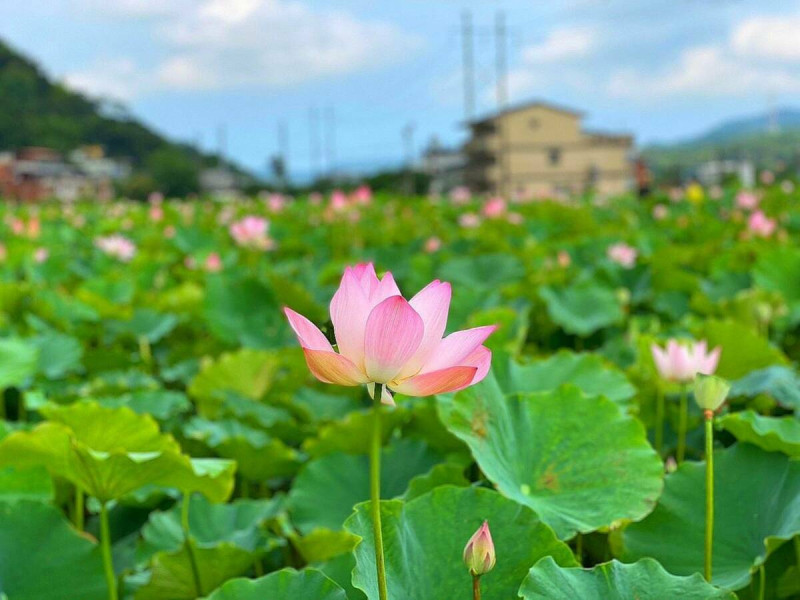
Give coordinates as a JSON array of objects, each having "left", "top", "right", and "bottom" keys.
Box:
[
  {"left": 402, "top": 123, "right": 416, "bottom": 196},
  {"left": 461, "top": 9, "right": 476, "bottom": 122},
  {"left": 278, "top": 119, "right": 289, "bottom": 187},
  {"left": 308, "top": 107, "right": 321, "bottom": 183},
  {"left": 495, "top": 10, "right": 510, "bottom": 198},
  {"left": 325, "top": 106, "right": 337, "bottom": 180}
]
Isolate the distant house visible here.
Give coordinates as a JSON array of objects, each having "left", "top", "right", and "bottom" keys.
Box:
[
  {"left": 464, "top": 101, "right": 634, "bottom": 198},
  {"left": 199, "top": 167, "right": 242, "bottom": 199},
  {"left": 0, "top": 146, "right": 130, "bottom": 202},
  {"left": 421, "top": 137, "right": 466, "bottom": 194}
]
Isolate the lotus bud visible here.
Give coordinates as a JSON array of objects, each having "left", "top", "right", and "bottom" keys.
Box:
[
  {"left": 463, "top": 521, "right": 496, "bottom": 576},
  {"left": 694, "top": 374, "right": 730, "bottom": 413}
]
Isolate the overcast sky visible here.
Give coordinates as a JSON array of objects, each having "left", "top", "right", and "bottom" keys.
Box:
[{"left": 3, "top": 0, "right": 800, "bottom": 177}]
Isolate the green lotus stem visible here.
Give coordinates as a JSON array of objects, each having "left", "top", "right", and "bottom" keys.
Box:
[
  {"left": 654, "top": 385, "right": 664, "bottom": 455},
  {"left": 704, "top": 411, "right": 714, "bottom": 582},
  {"left": 757, "top": 563, "right": 765, "bottom": 600},
  {"left": 574, "top": 533, "right": 583, "bottom": 566},
  {"left": 676, "top": 384, "right": 688, "bottom": 463},
  {"left": 138, "top": 336, "right": 152, "bottom": 368},
  {"left": 99, "top": 502, "right": 118, "bottom": 600},
  {"left": 73, "top": 487, "right": 84, "bottom": 531},
  {"left": 181, "top": 494, "right": 204, "bottom": 597},
  {"left": 472, "top": 574, "right": 481, "bottom": 600},
  {"left": 795, "top": 537, "right": 800, "bottom": 580},
  {"left": 371, "top": 384, "right": 389, "bottom": 600}
]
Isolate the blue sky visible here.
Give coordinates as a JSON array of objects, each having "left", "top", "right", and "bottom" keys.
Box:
[{"left": 3, "top": 0, "right": 800, "bottom": 178}]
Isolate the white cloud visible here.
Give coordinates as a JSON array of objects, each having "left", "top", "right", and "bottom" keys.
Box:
[
  {"left": 607, "top": 16, "right": 800, "bottom": 101},
  {"left": 65, "top": 0, "right": 422, "bottom": 98},
  {"left": 64, "top": 57, "right": 151, "bottom": 100},
  {"left": 522, "top": 27, "right": 596, "bottom": 63},
  {"left": 731, "top": 15, "right": 800, "bottom": 61}
]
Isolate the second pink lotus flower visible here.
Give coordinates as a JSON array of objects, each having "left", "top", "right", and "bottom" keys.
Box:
[
  {"left": 284, "top": 263, "right": 495, "bottom": 405},
  {"left": 651, "top": 339, "right": 721, "bottom": 383}
]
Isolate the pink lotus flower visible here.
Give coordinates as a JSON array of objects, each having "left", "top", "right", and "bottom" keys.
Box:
[
  {"left": 748, "top": 210, "right": 776, "bottom": 238},
  {"left": 652, "top": 204, "right": 668, "bottom": 220},
  {"left": 760, "top": 170, "right": 775, "bottom": 185},
  {"left": 33, "top": 247, "right": 48, "bottom": 263},
  {"left": 149, "top": 205, "right": 164, "bottom": 222},
  {"left": 481, "top": 197, "right": 506, "bottom": 218},
  {"left": 284, "top": 263, "right": 495, "bottom": 405},
  {"left": 651, "top": 339, "right": 721, "bottom": 383},
  {"left": 330, "top": 190, "right": 349, "bottom": 211},
  {"left": 353, "top": 185, "right": 373, "bottom": 205},
  {"left": 607, "top": 242, "right": 637, "bottom": 268},
  {"left": 459, "top": 213, "right": 481, "bottom": 229},
  {"left": 424, "top": 237, "right": 442, "bottom": 253},
  {"left": 463, "top": 521, "right": 496, "bottom": 576},
  {"left": 148, "top": 191, "right": 164, "bottom": 205},
  {"left": 205, "top": 252, "right": 222, "bottom": 272},
  {"left": 230, "top": 216, "right": 272, "bottom": 249},
  {"left": 95, "top": 234, "right": 136, "bottom": 262},
  {"left": 267, "top": 193, "right": 286, "bottom": 213},
  {"left": 736, "top": 191, "right": 759, "bottom": 210},
  {"left": 449, "top": 186, "right": 471, "bottom": 205},
  {"left": 556, "top": 250, "right": 571, "bottom": 268}
]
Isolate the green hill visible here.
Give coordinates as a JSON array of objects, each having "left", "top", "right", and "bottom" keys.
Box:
[
  {"left": 0, "top": 39, "right": 254, "bottom": 196},
  {"left": 644, "top": 109, "right": 800, "bottom": 179}
]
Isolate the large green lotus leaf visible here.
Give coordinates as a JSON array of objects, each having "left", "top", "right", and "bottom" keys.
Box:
[
  {"left": 752, "top": 247, "right": 800, "bottom": 303},
  {"left": 539, "top": 283, "right": 624, "bottom": 336},
  {"left": 188, "top": 349, "right": 279, "bottom": 416},
  {"left": 622, "top": 443, "right": 800, "bottom": 590},
  {"left": 730, "top": 366, "right": 800, "bottom": 410},
  {"left": 203, "top": 275, "right": 292, "bottom": 349},
  {"left": 302, "top": 408, "right": 407, "bottom": 458},
  {"left": 438, "top": 375, "right": 663, "bottom": 539},
  {"left": 0, "top": 403, "right": 234, "bottom": 502},
  {"left": 0, "top": 501, "right": 107, "bottom": 600},
  {"left": 345, "top": 486, "right": 577, "bottom": 600},
  {"left": 719, "top": 410, "right": 800, "bottom": 457},
  {"left": 519, "top": 557, "right": 735, "bottom": 599},
  {"left": 0, "top": 465, "right": 53, "bottom": 502},
  {"left": 31, "top": 330, "right": 83, "bottom": 379},
  {"left": 201, "top": 569, "right": 347, "bottom": 600},
  {"left": 112, "top": 309, "right": 179, "bottom": 343},
  {"left": 135, "top": 541, "right": 256, "bottom": 600},
  {"left": 292, "top": 387, "right": 362, "bottom": 422},
  {"left": 0, "top": 337, "right": 39, "bottom": 388},
  {"left": 138, "top": 493, "right": 283, "bottom": 562},
  {"left": 287, "top": 438, "right": 441, "bottom": 534},
  {"left": 183, "top": 417, "right": 302, "bottom": 481},
  {"left": 494, "top": 351, "right": 635, "bottom": 406},
  {"left": 403, "top": 462, "right": 469, "bottom": 501},
  {"left": 291, "top": 528, "right": 359, "bottom": 563},
  {"left": 95, "top": 390, "right": 192, "bottom": 421},
  {"left": 438, "top": 253, "right": 525, "bottom": 289},
  {"left": 698, "top": 320, "right": 787, "bottom": 379}
]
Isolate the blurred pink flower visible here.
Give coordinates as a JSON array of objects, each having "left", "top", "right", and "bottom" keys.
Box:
[
  {"left": 330, "top": 190, "right": 349, "bottom": 211},
  {"left": 148, "top": 191, "right": 164, "bottom": 205},
  {"left": 184, "top": 256, "right": 197, "bottom": 270},
  {"left": 230, "top": 216, "right": 272, "bottom": 249},
  {"left": 449, "top": 186, "right": 471, "bottom": 205},
  {"left": 652, "top": 204, "right": 668, "bottom": 220},
  {"left": 459, "top": 213, "right": 481, "bottom": 228},
  {"left": 736, "top": 191, "right": 760, "bottom": 210},
  {"left": 10, "top": 219, "right": 24, "bottom": 236},
  {"left": 651, "top": 339, "right": 720, "bottom": 383},
  {"left": 164, "top": 225, "right": 176, "bottom": 239},
  {"left": 95, "top": 234, "right": 136, "bottom": 262},
  {"left": 668, "top": 188, "right": 684, "bottom": 202},
  {"left": 481, "top": 197, "right": 506, "bottom": 218},
  {"left": 205, "top": 252, "right": 223, "bottom": 272},
  {"left": 760, "top": 170, "right": 775, "bottom": 185},
  {"left": 424, "top": 236, "right": 441, "bottom": 253},
  {"left": 284, "top": 263, "right": 495, "bottom": 405},
  {"left": 267, "top": 193, "right": 286, "bottom": 213},
  {"left": 149, "top": 205, "right": 164, "bottom": 222},
  {"left": 33, "top": 247, "right": 48, "bottom": 263},
  {"left": 607, "top": 242, "right": 637, "bottom": 268},
  {"left": 748, "top": 210, "right": 776, "bottom": 238},
  {"left": 507, "top": 212, "right": 523, "bottom": 225},
  {"left": 309, "top": 192, "right": 323, "bottom": 206},
  {"left": 781, "top": 180, "right": 795, "bottom": 194},
  {"left": 353, "top": 185, "right": 373, "bottom": 205},
  {"left": 556, "top": 250, "right": 571, "bottom": 268}
]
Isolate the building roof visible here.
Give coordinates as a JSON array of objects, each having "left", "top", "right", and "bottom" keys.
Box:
[{"left": 467, "top": 100, "right": 584, "bottom": 126}]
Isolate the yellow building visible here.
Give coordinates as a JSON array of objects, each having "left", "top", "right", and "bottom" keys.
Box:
[{"left": 464, "top": 101, "right": 633, "bottom": 197}]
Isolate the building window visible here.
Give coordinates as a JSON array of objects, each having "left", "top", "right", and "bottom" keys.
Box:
[{"left": 548, "top": 147, "right": 561, "bottom": 165}]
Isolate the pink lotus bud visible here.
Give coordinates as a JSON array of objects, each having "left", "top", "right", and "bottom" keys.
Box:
[
  {"left": 463, "top": 521, "right": 496, "bottom": 576},
  {"left": 607, "top": 242, "right": 637, "bottom": 269}
]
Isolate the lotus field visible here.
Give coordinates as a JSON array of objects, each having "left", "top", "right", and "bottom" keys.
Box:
[{"left": 2, "top": 185, "right": 800, "bottom": 600}]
